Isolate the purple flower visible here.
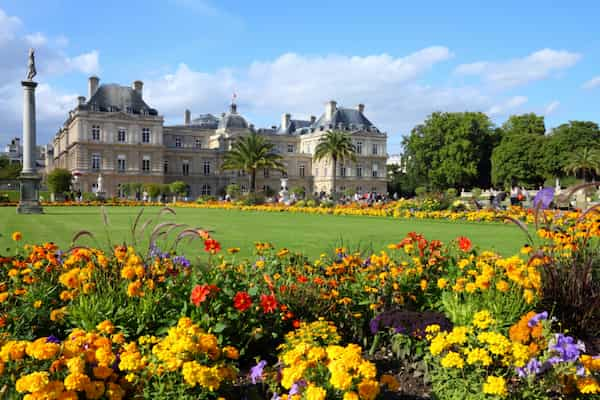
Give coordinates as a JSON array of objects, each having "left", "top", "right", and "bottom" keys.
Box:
[
  {"left": 250, "top": 360, "right": 267, "bottom": 384},
  {"left": 173, "top": 255, "right": 191, "bottom": 268},
  {"left": 46, "top": 335, "right": 61, "bottom": 344},
  {"left": 289, "top": 380, "right": 306, "bottom": 396},
  {"left": 517, "top": 358, "right": 543, "bottom": 378},
  {"left": 533, "top": 188, "right": 554, "bottom": 210},
  {"left": 548, "top": 334, "right": 585, "bottom": 363},
  {"left": 527, "top": 311, "right": 548, "bottom": 328},
  {"left": 576, "top": 365, "right": 586, "bottom": 377},
  {"left": 271, "top": 394, "right": 281, "bottom": 400}
]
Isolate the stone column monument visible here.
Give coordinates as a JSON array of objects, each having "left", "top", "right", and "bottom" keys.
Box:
[{"left": 17, "top": 48, "right": 43, "bottom": 214}]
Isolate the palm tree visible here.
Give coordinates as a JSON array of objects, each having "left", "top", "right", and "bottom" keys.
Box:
[
  {"left": 221, "top": 132, "right": 285, "bottom": 193},
  {"left": 563, "top": 147, "right": 600, "bottom": 182},
  {"left": 313, "top": 130, "right": 357, "bottom": 199}
]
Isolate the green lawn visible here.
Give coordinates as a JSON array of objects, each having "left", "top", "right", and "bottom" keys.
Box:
[{"left": 0, "top": 206, "right": 529, "bottom": 259}]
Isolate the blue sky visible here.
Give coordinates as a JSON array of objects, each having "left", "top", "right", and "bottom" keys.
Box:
[{"left": 1, "top": 0, "right": 600, "bottom": 153}]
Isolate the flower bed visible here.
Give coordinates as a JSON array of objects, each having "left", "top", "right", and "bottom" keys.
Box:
[{"left": 1, "top": 207, "right": 599, "bottom": 398}]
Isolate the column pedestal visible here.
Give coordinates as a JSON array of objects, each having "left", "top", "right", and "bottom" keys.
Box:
[{"left": 17, "top": 173, "right": 43, "bottom": 214}]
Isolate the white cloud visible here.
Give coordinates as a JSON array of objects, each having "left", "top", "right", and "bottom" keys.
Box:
[
  {"left": 144, "top": 49, "right": 503, "bottom": 151},
  {"left": 455, "top": 49, "right": 581, "bottom": 88},
  {"left": 0, "top": 7, "right": 100, "bottom": 143},
  {"left": 487, "top": 96, "right": 528, "bottom": 116},
  {"left": 0, "top": 8, "right": 21, "bottom": 43},
  {"left": 25, "top": 32, "right": 47, "bottom": 47},
  {"left": 582, "top": 76, "right": 600, "bottom": 90},
  {"left": 543, "top": 100, "right": 560, "bottom": 115}
]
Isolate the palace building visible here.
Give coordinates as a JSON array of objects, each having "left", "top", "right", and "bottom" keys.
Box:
[{"left": 46, "top": 76, "right": 388, "bottom": 198}]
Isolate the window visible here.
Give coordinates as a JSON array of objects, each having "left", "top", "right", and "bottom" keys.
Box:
[
  {"left": 299, "top": 165, "right": 305, "bottom": 177},
  {"left": 118, "top": 128, "right": 126, "bottom": 143},
  {"left": 195, "top": 138, "right": 202, "bottom": 148},
  {"left": 340, "top": 165, "right": 346, "bottom": 177},
  {"left": 356, "top": 141, "right": 363, "bottom": 154},
  {"left": 357, "top": 186, "right": 363, "bottom": 193},
  {"left": 356, "top": 164, "right": 363, "bottom": 177},
  {"left": 142, "top": 156, "right": 151, "bottom": 173},
  {"left": 241, "top": 184, "right": 248, "bottom": 193},
  {"left": 264, "top": 168, "right": 269, "bottom": 178},
  {"left": 117, "top": 155, "right": 126, "bottom": 172},
  {"left": 182, "top": 160, "right": 190, "bottom": 176},
  {"left": 91, "top": 153, "right": 101, "bottom": 171},
  {"left": 163, "top": 160, "right": 168, "bottom": 173},
  {"left": 324, "top": 167, "right": 328, "bottom": 177},
  {"left": 175, "top": 136, "right": 182, "bottom": 148},
  {"left": 142, "top": 128, "right": 151, "bottom": 143},
  {"left": 287, "top": 144, "right": 294, "bottom": 153},
  {"left": 203, "top": 161, "right": 210, "bottom": 176},
  {"left": 372, "top": 163, "right": 378, "bottom": 177},
  {"left": 372, "top": 143, "right": 378, "bottom": 155},
  {"left": 201, "top": 184, "right": 211, "bottom": 195},
  {"left": 91, "top": 125, "right": 100, "bottom": 141}
]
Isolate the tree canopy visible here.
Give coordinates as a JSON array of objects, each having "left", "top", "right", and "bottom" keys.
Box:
[
  {"left": 402, "top": 112, "right": 498, "bottom": 190},
  {"left": 313, "top": 130, "right": 356, "bottom": 196},
  {"left": 222, "top": 132, "right": 284, "bottom": 193}
]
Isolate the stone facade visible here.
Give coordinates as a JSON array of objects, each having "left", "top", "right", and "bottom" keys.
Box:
[{"left": 48, "top": 77, "right": 388, "bottom": 198}]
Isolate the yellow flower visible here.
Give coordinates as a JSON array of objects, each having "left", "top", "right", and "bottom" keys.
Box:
[
  {"left": 440, "top": 351, "right": 464, "bottom": 369},
  {"left": 466, "top": 348, "right": 492, "bottom": 366},
  {"left": 15, "top": 371, "right": 49, "bottom": 393},
  {"left": 482, "top": 375, "right": 507, "bottom": 397},
  {"left": 343, "top": 392, "right": 359, "bottom": 400},
  {"left": 12, "top": 231, "right": 22, "bottom": 241},
  {"left": 472, "top": 310, "right": 495, "bottom": 330},
  {"left": 33, "top": 300, "right": 42, "bottom": 309},
  {"left": 222, "top": 346, "right": 239, "bottom": 360},
  {"left": 96, "top": 320, "right": 115, "bottom": 334},
  {"left": 380, "top": 374, "right": 400, "bottom": 391},
  {"left": 357, "top": 379, "right": 380, "bottom": 400},
  {"left": 64, "top": 372, "right": 91, "bottom": 391},
  {"left": 577, "top": 376, "right": 600, "bottom": 394},
  {"left": 437, "top": 278, "right": 448, "bottom": 289}
]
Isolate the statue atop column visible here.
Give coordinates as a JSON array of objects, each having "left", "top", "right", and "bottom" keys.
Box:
[
  {"left": 17, "top": 48, "right": 43, "bottom": 213},
  {"left": 27, "top": 48, "right": 37, "bottom": 81}
]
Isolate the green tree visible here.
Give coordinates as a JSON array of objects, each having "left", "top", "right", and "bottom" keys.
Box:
[
  {"left": 226, "top": 183, "right": 241, "bottom": 198},
  {"left": 46, "top": 168, "right": 72, "bottom": 194},
  {"left": 0, "top": 156, "right": 21, "bottom": 180},
  {"left": 502, "top": 113, "right": 546, "bottom": 136},
  {"left": 221, "top": 132, "right": 284, "bottom": 193},
  {"left": 491, "top": 114, "right": 547, "bottom": 188},
  {"left": 542, "top": 121, "right": 600, "bottom": 178},
  {"left": 170, "top": 181, "right": 189, "bottom": 199},
  {"left": 313, "top": 130, "right": 357, "bottom": 198},
  {"left": 403, "top": 112, "right": 499, "bottom": 190},
  {"left": 491, "top": 131, "right": 545, "bottom": 187},
  {"left": 562, "top": 148, "right": 600, "bottom": 182},
  {"left": 144, "top": 183, "right": 161, "bottom": 200}
]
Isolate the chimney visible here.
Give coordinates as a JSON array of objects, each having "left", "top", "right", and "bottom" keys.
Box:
[
  {"left": 88, "top": 76, "right": 99, "bottom": 99},
  {"left": 310, "top": 115, "right": 316, "bottom": 124},
  {"left": 184, "top": 109, "right": 191, "bottom": 125},
  {"left": 77, "top": 96, "right": 86, "bottom": 106},
  {"left": 281, "top": 113, "right": 291, "bottom": 131},
  {"left": 357, "top": 103, "right": 365, "bottom": 113},
  {"left": 132, "top": 80, "right": 143, "bottom": 98},
  {"left": 326, "top": 100, "right": 337, "bottom": 120}
]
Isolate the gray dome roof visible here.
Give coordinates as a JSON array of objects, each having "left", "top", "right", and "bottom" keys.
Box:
[
  {"left": 218, "top": 103, "right": 249, "bottom": 130},
  {"left": 84, "top": 84, "right": 157, "bottom": 115},
  {"left": 313, "top": 108, "right": 374, "bottom": 131},
  {"left": 191, "top": 113, "right": 219, "bottom": 128}
]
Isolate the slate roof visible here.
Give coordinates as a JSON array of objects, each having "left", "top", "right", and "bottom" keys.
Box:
[
  {"left": 190, "top": 113, "right": 219, "bottom": 129},
  {"left": 312, "top": 107, "right": 374, "bottom": 131},
  {"left": 277, "top": 119, "right": 312, "bottom": 135},
  {"left": 83, "top": 84, "right": 158, "bottom": 115}
]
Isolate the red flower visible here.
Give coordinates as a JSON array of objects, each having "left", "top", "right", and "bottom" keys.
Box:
[
  {"left": 292, "top": 320, "right": 301, "bottom": 329},
  {"left": 190, "top": 284, "right": 213, "bottom": 306},
  {"left": 233, "top": 291, "right": 252, "bottom": 312},
  {"left": 260, "top": 294, "right": 278, "bottom": 314},
  {"left": 297, "top": 275, "right": 308, "bottom": 283},
  {"left": 457, "top": 236, "right": 472, "bottom": 252},
  {"left": 204, "top": 239, "right": 221, "bottom": 254}
]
